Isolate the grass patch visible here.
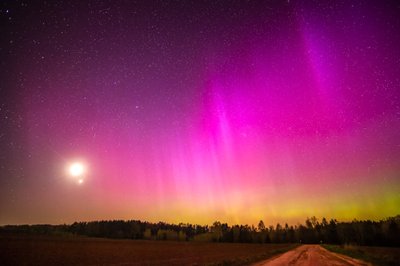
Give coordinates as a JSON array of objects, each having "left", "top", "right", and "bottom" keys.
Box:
[{"left": 322, "top": 244, "right": 400, "bottom": 266}]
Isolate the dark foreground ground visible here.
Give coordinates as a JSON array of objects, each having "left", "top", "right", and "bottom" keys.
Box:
[
  {"left": 323, "top": 245, "right": 400, "bottom": 266},
  {"left": 0, "top": 234, "right": 296, "bottom": 266}
]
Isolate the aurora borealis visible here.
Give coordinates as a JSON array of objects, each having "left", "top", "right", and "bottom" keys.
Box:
[{"left": 0, "top": 0, "right": 399, "bottom": 226}]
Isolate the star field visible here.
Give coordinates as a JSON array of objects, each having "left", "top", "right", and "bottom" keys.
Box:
[{"left": 0, "top": 0, "right": 399, "bottom": 225}]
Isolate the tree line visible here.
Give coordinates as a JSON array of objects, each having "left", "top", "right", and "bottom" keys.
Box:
[{"left": 1, "top": 215, "right": 399, "bottom": 246}]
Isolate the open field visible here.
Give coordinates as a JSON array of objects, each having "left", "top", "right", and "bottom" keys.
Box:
[
  {"left": 323, "top": 245, "right": 400, "bottom": 266},
  {"left": 0, "top": 234, "right": 296, "bottom": 266}
]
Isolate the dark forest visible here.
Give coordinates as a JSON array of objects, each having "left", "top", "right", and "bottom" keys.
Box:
[{"left": 2, "top": 215, "right": 399, "bottom": 247}]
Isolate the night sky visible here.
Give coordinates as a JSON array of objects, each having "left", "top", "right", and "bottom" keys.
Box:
[{"left": 1, "top": 0, "right": 399, "bottom": 226}]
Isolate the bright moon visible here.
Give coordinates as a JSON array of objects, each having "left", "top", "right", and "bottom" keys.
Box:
[{"left": 69, "top": 162, "right": 85, "bottom": 177}]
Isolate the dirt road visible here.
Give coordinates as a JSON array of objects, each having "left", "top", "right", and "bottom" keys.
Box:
[{"left": 253, "top": 245, "right": 371, "bottom": 266}]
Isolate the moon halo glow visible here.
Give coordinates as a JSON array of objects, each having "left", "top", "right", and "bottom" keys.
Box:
[{"left": 68, "top": 162, "right": 86, "bottom": 185}]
